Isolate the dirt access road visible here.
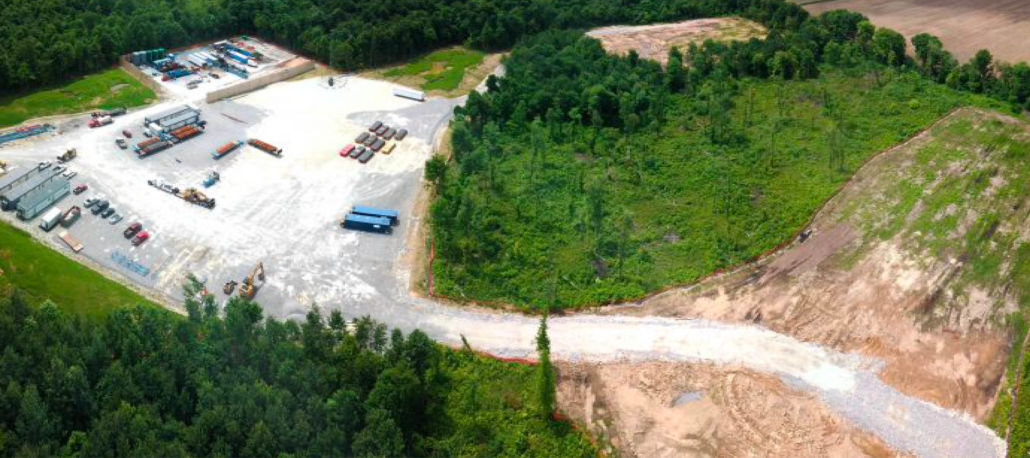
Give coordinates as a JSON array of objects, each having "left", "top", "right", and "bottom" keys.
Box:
[{"left": 802, "top": 0, "right": 1030, "bottom": 64}]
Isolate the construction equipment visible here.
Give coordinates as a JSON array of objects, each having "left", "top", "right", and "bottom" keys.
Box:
[
  {"left": 203, "top": 171, "right": 220, "bottom": 188},
  {"left": 88, "top": 116, "right": 112, "bottom": 128},
  {"left": 56, "top": 148, "right": 77, "bottom": 163},
  {"left": 238, "top": 262, "right": 265, "bottom": 299},
  {"left": 182, "top": 188, "right": 216, "bottom": 209},
  {"left": 223, "top": 280, "right": 237, "bottom": 295}
]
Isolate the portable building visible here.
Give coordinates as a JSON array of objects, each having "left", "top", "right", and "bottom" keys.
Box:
[
  {"left": 351, "top": 205, "right": 398, "bottom": 225},
  {"left": 16, "top": 177, "right": 69, "bottom": 220},
  {"left": 392, "top": 87, "right": 425, "bottom": 102},
  {"left": 0, "top": 166, "right": 38, "bottom": 196},
  {"left": 144, "top": 105, "right": 201, "bottom": 133},
  {"left": 342, "top": 213, "right": 392, "bottom": 234},
  {"left": 1, "top": 168, "right": 60, "bottom": 210}
]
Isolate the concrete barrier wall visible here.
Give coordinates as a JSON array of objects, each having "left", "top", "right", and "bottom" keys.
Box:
[
  {"left": 118, "top": 56, "right": 164, "bottom": 94},
  {"left": 205, "top": 58, "right": 314, "bottom": 103}
]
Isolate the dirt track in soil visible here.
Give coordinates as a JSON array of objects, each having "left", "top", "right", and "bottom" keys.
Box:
[{"left": 558, "top": 361, "right": 904, "bottom": 457}]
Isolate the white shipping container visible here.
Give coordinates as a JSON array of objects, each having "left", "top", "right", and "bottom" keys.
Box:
[
  {"left": 392, "top": 87, "right": 425, "bottom": 102},
  {"left": 39, "top": 207, "right": 62, "bottom": 231}
]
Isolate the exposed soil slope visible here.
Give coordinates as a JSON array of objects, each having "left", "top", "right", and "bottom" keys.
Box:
[
  {"left": 587, "top": 17, "right": 766, "bottom": 65},
  {"left": 614, "top": 108, "right": 1030, "bottom": 421}
]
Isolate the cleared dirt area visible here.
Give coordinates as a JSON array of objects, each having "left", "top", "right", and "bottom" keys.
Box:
[
  {"left": 803, "top": 0, "right": 1030, "bottom": 64},
  {"left": 558, "top": 361, "right": 901, "bottom": 457},
  {"left": 610, "top": 108, "right": 1030, "bottom": 425},
  {"left": 587, "top": 17, "right": 766, "bottom": 66}
]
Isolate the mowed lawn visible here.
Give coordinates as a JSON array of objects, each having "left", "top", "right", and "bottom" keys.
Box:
[
  {"left": 381, "top": 47, "right": 486, "bottom": 91},
  {"left": 0, "top": 68, "right": 155, "bottom": 128},
  {"left": 0, "top": 221, "right": 159, "bottom": 318}
]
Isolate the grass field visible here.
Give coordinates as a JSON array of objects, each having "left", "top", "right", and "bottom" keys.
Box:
[
  {"left": 0, "top": 68, "right": 155, "bottom": 128},
  {"left": 0, "top": 221, "right": 159, "bottom": 318},
  {"left": 366, "top": 47, "right": 496, "bottom": 96}
]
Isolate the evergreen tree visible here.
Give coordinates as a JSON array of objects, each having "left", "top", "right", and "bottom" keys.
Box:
[{"left": 536, "top": 313, "right": 555, "bottom": 420}]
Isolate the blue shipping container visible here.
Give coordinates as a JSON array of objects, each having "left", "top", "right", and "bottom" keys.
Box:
[
  {"left": 350, "top": 205, "right": 399, "bottom": 225},
  {"left": 342, "top": 213, "right": 393, "bottom": 234}
]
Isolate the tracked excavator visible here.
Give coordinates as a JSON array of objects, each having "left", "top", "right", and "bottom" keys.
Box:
[{"left": 238, "top": 262, "right": 265, "bottom": 299}]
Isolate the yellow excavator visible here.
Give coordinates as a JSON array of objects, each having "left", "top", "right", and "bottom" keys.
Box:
[{"left": 238, "top": 262, "right": 265, "bottom": 299}]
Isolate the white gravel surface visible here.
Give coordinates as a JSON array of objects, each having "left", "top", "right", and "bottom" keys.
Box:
[{"left": 0, "top": 69, "right": 1006, "bottom": 458}]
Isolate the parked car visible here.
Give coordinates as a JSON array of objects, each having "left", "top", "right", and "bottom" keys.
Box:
[
  {"left": 375, "top": 125, "right": 389, "bottom": 136},
  {"left": 339, "top": 144, "right": 355, "bottom": 157},
  {"left": 124, "top": 222, "right": 142, "bottom": 238},
  {"left": 355, "top": 132, "right": 370, "bottom": 143},
  {"left": 73, "top": 184, "right": 88, "bottom": 194},
  {"left": 63, "top": 170, "right": 77, "bottom": 179},
  {"left": 383, "top": 128, "right": 396, "bottom": 140},
  {"left": 84, "top": 197, "right": 98, "bottom": 207},
  {"left": 369, "top": 121, "right": 382, "bottom": 132},
  {"left": 91, "top": 200, "right": 109, "bottom": 215},
  {"left": 395, "top": 128, "right": 408, "bottom": 141},
  {"left": 116, "top": 138, "right": 127, "bottom": 149},
  {"left": 132, "top": 231, "right": 150, "bottom": 246},
  {"left": 101, "top": 207, "right": 115, "bottom": 218},
  {"left": 38, "top": 161, "right": 51, "bottom": 170},
  {"left": 349, "top": 145, "right": 365, "bottom": 159},
  {"left": 109, "top": 213, "right": 123, "bottom": 224},
  {"left": 122, "top": 129, "right": 132, "bottom": 138},
  {"left": 209, "top": 72, "right": 220, "bottom": 79}
]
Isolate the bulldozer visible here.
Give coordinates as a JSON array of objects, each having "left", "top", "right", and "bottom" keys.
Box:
[
  {"left": 182, "top": 187, "right": 216, "bottom": 209},
  {"left": 238, "top": 262, "right": 265, "bottom": 299},
  {"left": 56, "top": 148, "right": 77, "bottom": 163}
]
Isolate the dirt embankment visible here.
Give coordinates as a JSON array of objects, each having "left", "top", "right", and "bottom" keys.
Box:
[
  {"left": 558, "top": 361, "right": 903, "bottom": 457},
  {"left": 606, "top": 108, "right": 1030, "bottom": 422}
]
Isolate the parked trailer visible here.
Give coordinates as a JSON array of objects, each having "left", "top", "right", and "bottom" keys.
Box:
[
  {"left": 133, "top": 137, "right": 161, "bottom": 151},
  {"left": 227, "top": 51, "right": 249, "bottom": 64},
  {"left": 341, "top": 213, "right": 393, "bottom": 234},
  {"left": 0, "top": 124, "right": 52, "bottom": 145},
  {"left": 351, "top": 205, "right": 399, "bottom": 225},
  {"left": 247, "top": 139, "right": 282, "bottom": 157},
  {"left": 59, "top": 230, "right": 84, "bottom": 252},
  {"left": 136, "top": 140, "right": 173, "bottom": 158},
  {"left": 88, "top": 116, "right": 112, "bottom": 128},
  {"left": 169, "top": 124, "right": 203, "bottom": 142},
  {"left": 392, "top": 87, "right": 425, "bottom": 102},
  {"left": 212, "top": 141, "right": 243, "bottom": 159},
  {"left": 39, "top": 207, "right": 63, "bottom": 231}
]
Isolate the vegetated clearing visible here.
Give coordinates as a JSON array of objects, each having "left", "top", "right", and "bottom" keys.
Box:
[
  {"left": 803, "top": 0, "right": 1030, "bottom": 64},
  {"left": 0, "top": 68, "right": 155, "bottom": 128},
  {"left": 432, "top": 64, "right": 999, "bottom": 309},
  {"left": 587, "top": 17, "right": 766, "bottom": 65},
  {"left": 366, "top": 47, "right": 495, "bottom": 96},
  {"left": 631, "top": 108, "right": 1030, "bottom": 430},
  {"left": 0, "top": 221, "right": 159, "bottom": 318}
]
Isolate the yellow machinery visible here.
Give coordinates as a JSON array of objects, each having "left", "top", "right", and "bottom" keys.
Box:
[{"left": 239, "top": 262, "right": 265, "bottom": 299}]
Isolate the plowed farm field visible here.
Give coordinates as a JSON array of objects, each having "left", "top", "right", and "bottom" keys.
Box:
[{"left": 802, "top": 0, "right": 1030, "bottom": 64}]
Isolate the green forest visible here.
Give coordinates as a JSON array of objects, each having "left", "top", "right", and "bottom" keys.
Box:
[
  {"left": 0, "top": 0, "right": 769, "bottom": 93},
  {"left": 0, "top": 283, "right": 589, "bottom": 457},
  {"left": 426, "top": 6, "right": 1027, "bottom": 308}
]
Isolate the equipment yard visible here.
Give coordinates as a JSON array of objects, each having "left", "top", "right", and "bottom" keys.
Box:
[{"left": 0, "top": 65, "right": 459, "bottom": 320}]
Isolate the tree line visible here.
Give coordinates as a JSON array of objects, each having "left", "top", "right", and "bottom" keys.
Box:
[{"left": 0, "top": 282, "right": 585, "bottom": 457}]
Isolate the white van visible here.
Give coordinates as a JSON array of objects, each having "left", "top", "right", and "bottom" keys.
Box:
[{"left": 39, "top": 207, "right": 63, "bottom": 231}]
